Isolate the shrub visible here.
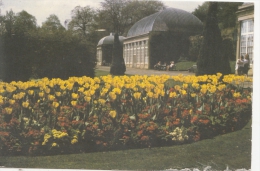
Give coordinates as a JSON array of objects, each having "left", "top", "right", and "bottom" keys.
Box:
[{"left": 197, "top": 2, "right": 231, "bottom": 75}]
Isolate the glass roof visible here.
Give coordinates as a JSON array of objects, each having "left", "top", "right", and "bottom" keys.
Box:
[
  {"left": 127, "top": 7, "right": 203, "bottom": 37},
  {"left": 97, "top": 33, "right": 125, "bottom": 46}
]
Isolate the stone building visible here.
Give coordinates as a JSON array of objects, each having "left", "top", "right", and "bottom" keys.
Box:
[
  {"left": 236, "top": 2, "right": 254, "bottom": 75},
  {"left": 96, "top": 33, "right": 125, "bottom": 66}
]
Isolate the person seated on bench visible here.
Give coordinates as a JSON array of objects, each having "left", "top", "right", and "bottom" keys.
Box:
[
  {"left": 167, "top": 61, "right": 175, "bottom": 71},
  {"left": 160, "top": 62, "right": 167, "bottom": 70},
  {"left": 154, "top": 61, "right": 161, "bottom": 70}
]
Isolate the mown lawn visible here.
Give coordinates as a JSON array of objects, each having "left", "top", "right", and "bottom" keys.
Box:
[
  {"left": 0, "top": 119, "right": 251, "bottom": 170},
  {"left": 171, "top": 61, "right": 236, "bottom": 73}
]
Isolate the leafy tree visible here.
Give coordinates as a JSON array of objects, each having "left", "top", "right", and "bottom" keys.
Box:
[
  {"left": 2, "top": 10, "right": 37, "bottom": 81},
  {"left": 97, "top": 0, "right": 164, "bottom": 35},
  {"left": 217, "top": 2, "right": 243, "bottom": 29},
  {"left": 196, "top": 2, "right": 231, "bottom": 76},
  {"left": 68, "top": 6, "right": 97, "bottom": 37},
  {"left": 222, "top": 38, "right": 235, "bottom": 61},
  {"left": 13, "top": 10, "right": 37, "bottom": 35},
  {"left": 3, "top": 10, "right": 15, "bottom": 37},
  {"left": 188, "top": 35, "right": 203, "bottom": 62},
  {"left": 192, "top": 2, "right": 210, "bottom": 24},
  {"left": 1, "top": 9, "right": 96, "bottom": 81},
  {"left": 110, "top": 33, "right": 125, "bottom": 75},
  {"left": 192, "top": 2, "right": 243, "bottom": 29},
  {"left": 42, "top": 14, "right": 65, "bottom": 32}
]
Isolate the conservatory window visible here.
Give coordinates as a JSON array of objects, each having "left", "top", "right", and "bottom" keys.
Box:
[{"left": 240, "top": 19, "right": 254, "bottom": 64}]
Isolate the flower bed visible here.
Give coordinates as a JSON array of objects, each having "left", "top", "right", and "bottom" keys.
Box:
[{"left": 0, "top": 74, "right": 252, "bottom": 155}]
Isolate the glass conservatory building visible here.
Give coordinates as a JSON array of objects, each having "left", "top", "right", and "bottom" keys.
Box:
[
  {"left": 123, "top": 7, "right": 203, "bottom": 69},
  {"left": 96, "top": 33, "right": 125, "bottom": 66},
  {"left": 96, "top": 7, "right": 203, "bottom": 69},
  {"left": 236, "top": 3, "right": 254, "bottom": 75}
]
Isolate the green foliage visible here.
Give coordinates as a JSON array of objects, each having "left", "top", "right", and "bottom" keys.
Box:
[
  {"left": 41, "top": 14, "right": 65, "bottom": 32},
  {"left": 217, "top": 2, "right": 243, "bottom": 29},
  {"left": 188, "top": 35, "right": 203, "bottom": 61},
  {"left": 1, "top": 10, "right": 96, "bottom": 82},
  {"left": 196, "top": 2, "right": 231, "bottom": 76},
  {"left": 68, "top": 6, "right": 97, "bottom": 37},
  {"left": 149, "top": 31, "right": 190, "bottom": 67},
  {"left": 192, "top": 2, "right": 243, "bottom": 29},
  {"left": 97, "top": 0, "right": 164, "bottom": 35},
  {"left": 192, "top": 2, "right": 210, "bottom": 24},
  {"left": 222, "top": 38, "right": 236, "bottom": 61},
  {"left": 30, "top": 30, "right": 96, "bottom": 79}
]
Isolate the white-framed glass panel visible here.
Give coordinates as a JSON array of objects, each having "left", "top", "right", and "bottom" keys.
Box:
[
  {"left": 145, "top": 46, "right": 148, "bottom": 64},
  {"left": 240, "top": 19, "right": 254, "bottom": 64}
]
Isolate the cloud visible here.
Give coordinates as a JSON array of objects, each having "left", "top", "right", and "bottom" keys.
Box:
[
  {"left": 1, "top": 0, "right": 203, "bottom": 26},
  {"left": 1, "top": 0, "right": 103, "bottom": 25}
]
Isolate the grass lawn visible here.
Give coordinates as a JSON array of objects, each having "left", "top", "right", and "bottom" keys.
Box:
[
  {"left": 95, "top": 70, "right": 111, "bottom": 77},
  {"left": 175, "top": 61, "right": 195, "bottom": 70},
  {"left": 0, "top": 119, "right": 251, "bottom": 170},
  {"left": 171, "top": 61, "right": 236, "bottom": 73}
]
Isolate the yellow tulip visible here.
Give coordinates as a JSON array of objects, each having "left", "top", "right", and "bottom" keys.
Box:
[
  {"left": 84, "top": 96, "right": 91, "bottom": 102},
  {"left": 78, "top": 87, "right": 85, "bottom": 93},
  {"left": 6, "top": 86, "right": 16, "bottom": 93},
  {"left": 22, "top": 101, "right": 30, "bottom": 108},
  {"left": 48, "top": 95, "right": 55, "bottom": 101},
  {"left": 174, "top": 85, "right": 181, "bottom": 91},
  {"left": 66, "top": 83, "right": 74, "bottom": 90},
  {"left": 191, "top": 93, "right": 196, "bottom": 97},
  {"left": 98, "top": 99, "right": 106, "bottom": 105},
  {"left": 112, "top": 88, "right": 121, "bottom": 95},
  {"left": 9, "top": 99, "right": 15, "bottom": 105},
  {"left": 233, "top": 92, "right": 241, "bottom": 98},
  {"left": 83, "top": 83, "right": 90, "bottom": 89},
  {"left": 45, "top": 88, "right": 51, "bottom": 94},
  {"left": 109, "top": 92, "right": 117, "bottom": 100},
  {"left": 5, "top": 107, "right": 13, "bottom": 114},
  {"left": 60, "top": 85, "right": 66, "bottom": 90},
  {"left": 169, "top": 92, "right": 177, "bottom": 98},
  {"left": 200, "top": 88, "right": 207, "bottom": 94},
  {"left": 52, "top": 102, "right": 59, "bottom": 108},
  {"left": 71, "top": 139, "right": 78, "bottom": 144},
  {"left": 71, "top": 93, "right": 78, "bottom": 99},
  {"left": 39, "top": 92, "right": 44, "bottom": 97},
  {"left": 28, "top": 90, "right": 34, "bottom": 95},
  {"left": 52, "top": 143, "right": 57, "bottom": 147},
  {"left": 109, "top": 110, "right": 117, "bottom": 118},
  {"left": 147, "top": 92, "right": 154, "bottom": 98},
  {"left": 182, "top": 84, "right": 188, "bottom": 89},
  {"left": 133, "top": 92, "right": 141, "bottom": 100},
  {"left": 55, "top": 92, "right": 61, "bottom": 97},
  {"left": 160, "top": 91, "right": 165, "bottom": 96},
  {"left": 209, "top": 85, "right": 217, "bottom": 93},
  {"left": 71, "top": 101, "right": 77, "bottom": 106},
  {"left": 181, "top": 90, "right": 187, "bottom": 96}
]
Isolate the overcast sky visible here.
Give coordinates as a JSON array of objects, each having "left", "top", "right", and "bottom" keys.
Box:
[{"left": 0, "top": 0, "right": 205, "bottom": 26}]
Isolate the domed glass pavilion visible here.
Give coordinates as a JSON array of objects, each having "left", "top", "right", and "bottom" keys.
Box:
[
  {"left": 96, "top": 33, "right": 125, "bottom": 66},
  {"left": 123, "top": 7, "right": 203, "bottom": 69}
]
